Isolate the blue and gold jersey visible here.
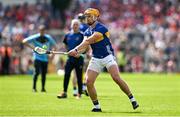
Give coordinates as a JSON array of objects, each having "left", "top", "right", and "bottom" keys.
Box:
[
  {"left": 79, "top": 23, "right": 89, "bottom": 34},
  {"left": 84, "top": 22, "right": 114, "bottom": 58}
]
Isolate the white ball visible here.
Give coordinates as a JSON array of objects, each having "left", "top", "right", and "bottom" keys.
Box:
[{"left": 57, "top": 69, "right": 64, "bottom": 76}]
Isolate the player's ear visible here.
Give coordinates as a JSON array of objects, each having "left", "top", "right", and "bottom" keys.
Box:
[{"left": 93, "top": 15, "right": 97, "bottom": 21}]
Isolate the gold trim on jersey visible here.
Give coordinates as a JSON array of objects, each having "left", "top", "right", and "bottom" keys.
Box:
[
  {"left": 95, "top": 32, "right": 104, "bottom": 42},
  {"left": 105, "top": 31, "right": 110, "bottom": 38},
  {"left": 95, "top": 31, "right": 110, "bottom": 42}
]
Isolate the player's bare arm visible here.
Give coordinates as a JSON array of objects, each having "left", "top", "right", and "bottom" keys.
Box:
[{"left": 22, "top": 39, "right": 35, "bottom": 50}]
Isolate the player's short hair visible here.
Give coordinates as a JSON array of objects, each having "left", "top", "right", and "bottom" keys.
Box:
[
  {"left": 71, "top": 19, "right": 80, "bottom": 28},
  {"left": 84, "top": 8, "right": 100, "bottom": 17}
]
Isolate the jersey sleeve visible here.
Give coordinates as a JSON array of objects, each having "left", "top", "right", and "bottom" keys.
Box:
[
  {"left": 95, "top": 25, "right": 108, "bottom": 34},
  {"left": 94, "top": 25, "right": 110, "bottom": 42},
  {"left": 47, "top": 35, "right": 56, "bottom": 46},
  {"left": 84, "top": 29, "right": 91, "bottom": 37}
]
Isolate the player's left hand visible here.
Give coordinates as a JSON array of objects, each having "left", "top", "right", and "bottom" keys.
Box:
[{"left": 68, "top": 49, "right": 78, "bottom": 57}]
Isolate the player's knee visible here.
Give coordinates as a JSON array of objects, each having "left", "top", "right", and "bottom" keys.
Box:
[
  {"left": 111, "top": 73, "right": 120, "bottom": 82},
  {"left": 86, "top": 77, "right": 93, "bottom": 87}
]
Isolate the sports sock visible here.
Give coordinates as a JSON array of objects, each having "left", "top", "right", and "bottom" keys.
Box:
[
  {"left": 73, "top": 87, "right": 78, "bottom": 95},
  {"left": 93, "top": 100, "right": 101, "bottom": 109},
  {"left": 82, "top": 83, "right": 86, "bottom": 91},
  {"left": 128, "top": 94, "right": 136, "bottom": 102}
]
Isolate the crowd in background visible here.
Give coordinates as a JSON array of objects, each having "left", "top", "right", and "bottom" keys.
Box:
[{"left": 0, "top": 0, "right": 179, "bottom": 74}]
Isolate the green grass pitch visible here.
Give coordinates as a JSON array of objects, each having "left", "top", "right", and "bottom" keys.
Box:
[{"left": 0, "top": 73, "right": 180, "bottom": 117}]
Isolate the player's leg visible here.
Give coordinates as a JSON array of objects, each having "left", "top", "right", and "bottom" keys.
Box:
[
  {"left": 74, "top": 61, "right": 83, "bottom": 98},
  {"left": 86, "top": 69, "right": 101, "bottom": 112},
  {"left": 107, "top": 63, "right": 139, "bottom": 109},
  {"left": 41, "top": 61, "right": 48, "bottom": 92},
  {"left": 57, "top": 60, "right": 74, "bottom": 98},
  {"left": 82, "top": 55, "right": 89, "bottom": 96},
  {"left": 72, "top": 70, "right": 78, "bottom": 96},
  {"left": 107, "top": 64, "right": 131, "bottom": 94},
  {"left": 33, "top": 60, "right": 40, "bottom": 92},
  {"left": 86, "top": 57, "right": 102, "bottom": 112}
]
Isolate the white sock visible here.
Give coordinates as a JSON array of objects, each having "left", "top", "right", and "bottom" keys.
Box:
[
  {"left": 94, "top": 104, "right": 101, "bottom": 109},
  {"left": 82, "top": 85, "right": 86, "bottom": 91},
  {"left": 73, "top": 89, "right": 78, "bottom": 95},
  {"left": 93, "top": 100, "right": 101, "bottom": 109},
  {"left": 130, "top": 97, "right": 136, "bottom": 102}
]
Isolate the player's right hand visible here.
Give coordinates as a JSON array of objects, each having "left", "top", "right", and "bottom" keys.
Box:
[{"left": 68, "top": 49, "right": 78, "bottom": 57}]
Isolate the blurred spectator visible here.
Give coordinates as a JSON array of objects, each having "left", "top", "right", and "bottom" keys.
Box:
[
  {"left": 116, "top": 49, "right": 127, "bottom": 72},
  {"left": 0, "top": 0, "right": 179, "bottom": 73},
  {"left": 131, "top": 55, "right": 143, "bottom": 72},
  {"left": 0, "top": 43, "right": 12, "bottom": 74}
]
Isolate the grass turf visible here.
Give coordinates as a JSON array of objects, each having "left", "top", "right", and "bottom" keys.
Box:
[{"left": 0, "top": 73, "right": 180, "bottom": 116}]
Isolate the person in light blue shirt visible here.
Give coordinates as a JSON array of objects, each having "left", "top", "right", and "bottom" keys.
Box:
[{"left": 22, "top": 25, "right": 56, "bottom": 92}]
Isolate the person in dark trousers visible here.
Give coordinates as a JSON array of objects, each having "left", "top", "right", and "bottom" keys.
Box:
[
  {"left": 22, "top": 25, "right": 56, "bottom": 92},
  {"left": 57, "top": 19, "right": 84, "bottom": 99},
  {"left": 71, "top": 13, "right": 89, "bottom": 96}
]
